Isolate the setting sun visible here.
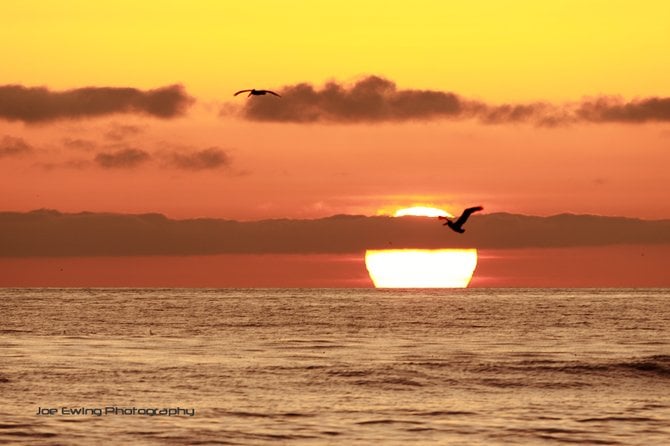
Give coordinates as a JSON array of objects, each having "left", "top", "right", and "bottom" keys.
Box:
[
  {"left": 365, "top": 249, "right": 478, "bottom": 288},
  {"left": 393, "top": 207, "right": 454, "bottom": 218}
]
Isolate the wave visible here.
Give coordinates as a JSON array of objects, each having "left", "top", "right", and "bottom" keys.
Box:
[
  {"left": 618, "top": 355, "right": 670, "bottom": 375},
  {"left": 577, "top": 416, "right": 659, "bottom": 423},
  {"left": 476, "top": 355, "right": 670, "bottom": 380},
  {"left": 561, "top": 355, "right": 669, "bottom": 378},
  {"left": 210, "top": 409, "right": 314, "bottom": 419},
  {"left": 353, "top": 377, "right": 424, "bottom": 387},
  {"left": 410, "top": 410, "right": 477, "bottom": 416},
  {"left": 250, "top": 354, "right": 670, "bottom": 393},
  {"left": 404, "top": 354, "right": 670, "bottom": 377}
]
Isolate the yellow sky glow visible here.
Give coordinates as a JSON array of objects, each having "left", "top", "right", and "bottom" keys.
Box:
[{"left": 1, "top": 1, "right": 668, "bottom": 101}]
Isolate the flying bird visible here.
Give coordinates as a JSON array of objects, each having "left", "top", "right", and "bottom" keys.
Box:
[
  {"left": 438, "top": 206, "right": 483, "bottom": 233},
  {"left": 234, "top": 89, "right": 281, "bottom": 97}
]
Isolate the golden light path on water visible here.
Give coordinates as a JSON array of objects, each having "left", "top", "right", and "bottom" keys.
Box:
[{"left": 365, "top": 249, "right": 478, "bottom": 288}]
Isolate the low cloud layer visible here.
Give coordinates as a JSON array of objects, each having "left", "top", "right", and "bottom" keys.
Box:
[
  {"left": 236, "top": 76, "right": 670, "bottom": 125},
  {"left": 2, "top": 210, "right": 668, "bottom": 257},
  {"left": 0, "top": 135, "right": 33, "bottom": 158},
  {"left": 0, "top": 84, "right": 192, "bottom": 123}
]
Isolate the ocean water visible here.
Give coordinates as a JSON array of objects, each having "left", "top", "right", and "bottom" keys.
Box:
[{"left": 0, "top": 288, "right": 669, "bottom": 445}]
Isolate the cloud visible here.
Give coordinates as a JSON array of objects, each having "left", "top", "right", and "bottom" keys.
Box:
[
  {"left": 166, "top": 147, "right": 232, "bottom": 170},
  {"left": 104, "top": 123, "right": 144, "bottom": 141},
  {"left": 234, "top": 76, "right": 670, "bottom": 125},
  {"left": 577, "top": 96, "right": 670, "bottom": 123},
  {"left": 38, "top": 159, "right": 92, "bottom": 171},
  {"left": 0, "top": 84, "right": 193, "bottom": 123},
  {"left": 62, "top": 137, "right": 97, "bottom": 151},
  {"left": 93, "top": 146, "right": 233, "bottom": 170},
  {"left": 475, "top": 102, "right": 569, "bottom": 126},
  {"left": 239, "top": 76, "right": 466, "bottom": 123},
  {"left": 38, "top": 142, "right": 233, "bottom": 171},
  {"left": 94, "top": 148, "right": 151, "bottom": 169},
  {"left": 1, "top": 210, "right": 668, "bottom": 256},
  {"left": 0, "top": 135, "right": 34, "bottom": 158}
]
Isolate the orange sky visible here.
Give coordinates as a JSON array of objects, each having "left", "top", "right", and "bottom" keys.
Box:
[
  {"left": 2, "top": 116, "right": 669, "bottom": 220},
  {"left": 1, "top": 1, "right": 669, "bottom": 286}
]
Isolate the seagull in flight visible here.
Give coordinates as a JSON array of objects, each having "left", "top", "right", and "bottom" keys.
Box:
[
  {"left": 438, "top": 206, "right": 483, "bottom": 233},
  {"left": 234, "top": 89, "right": 281, "bottom": 97}
]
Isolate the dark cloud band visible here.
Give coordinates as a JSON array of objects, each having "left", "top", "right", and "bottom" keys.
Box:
[
  {"left": 1, "top": 210, "right": 668, "bottom": 256},
  {"left": 0, "top": 84, "right": 193, "bottom": 123},
  {"left": 236, "top": 76, "right": 670, "bottom": 125},
  {"left": 578, "top": 97, "right": 670, "bottom": 123},
  {"left": 240, "top": 76, "right": 465, "bottom": 123}
]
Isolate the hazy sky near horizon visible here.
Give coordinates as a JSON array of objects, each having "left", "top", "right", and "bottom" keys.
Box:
[{"left": 1, "top": 0, "right": 669, "bottom": 221}]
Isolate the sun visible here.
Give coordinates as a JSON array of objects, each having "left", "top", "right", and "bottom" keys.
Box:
[
  {"left": 365, "top": 206, "right": 478, "bottom": 288},
  {"left": 365, "top": 249, "right": 478, "bottom": 288},
  {"left": 393, "top": 206, "right": 454, "bottom": 218}
]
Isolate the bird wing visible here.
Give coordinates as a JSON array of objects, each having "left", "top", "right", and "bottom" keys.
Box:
[
  {"left": 437, "top": 215, "right": 451, "bottom": 226},
  {"left": 454, "top": 206, "right": 484, "bottom": 226},
  {"left": 265, "top": 90, "right": 281, "bottom": 97},
  {"left": 234, "top": 89, "right": 252, "bottom": 96}
]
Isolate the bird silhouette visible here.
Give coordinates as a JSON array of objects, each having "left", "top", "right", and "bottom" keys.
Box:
[
  {"left": 234, "top": 89, "right": 281, "bottom": 97},
  {"left": 438, "top": 206, "right": 483, "bottom": 233}
]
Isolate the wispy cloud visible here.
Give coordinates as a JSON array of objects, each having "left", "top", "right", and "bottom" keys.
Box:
[
  {"left": 91, "top": 146, "right": 233, "bottom": 171},
  {"left": 0, "top": 135, "right": 34, "bottom": 158},
  {"left": 234, "top": 75, "right": 670, "bottom": 125},
  {"left": 38, "top": 159, "right": 92, "bottom": 171},
  {"left": 165, "top": 147, "right": 232, "bottom": 170},
  {"left": 104, "top": 123, "right": 145, "bottom": 141},
  {"left": 94, "top": 148, "right": 151, "bottom": 169},
  {"left": 0, "top": 84, "right": 193, "bottom": 123},
  {"left": 61, "top": 137, "right": 97, "bottom": 151},
  {"left": 1, "top": 130, "right": 233, "bottom": 172}
]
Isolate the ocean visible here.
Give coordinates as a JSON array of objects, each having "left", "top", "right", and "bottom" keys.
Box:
[{"left": 1, "top": 288, "right": 669, "bottom": 445}]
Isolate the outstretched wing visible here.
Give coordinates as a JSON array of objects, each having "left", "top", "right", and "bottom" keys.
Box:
[
  {"left": 265, "top": 90, "right": 281, "bottom": 97},
  {"left": 454, "top": 206, "right": 483, "bottom": 226},
  {"left": 234, "top": 89, "right": 252, "bottom": 96}
]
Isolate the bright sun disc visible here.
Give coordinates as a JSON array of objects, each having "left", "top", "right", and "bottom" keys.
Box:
[
  {"left": 365, "top": 249, "right": 478, "bottom": 288},
  {"left": 393, "top": 206, "right": 454, "bottom": 218}
]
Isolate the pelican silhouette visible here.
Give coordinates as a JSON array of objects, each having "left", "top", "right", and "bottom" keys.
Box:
[
  {"left": 438, "top": 206, "right": 483, "bottom": 233},
  {"left": 234, "top": 89, "right": 281, "bottom": 97}
]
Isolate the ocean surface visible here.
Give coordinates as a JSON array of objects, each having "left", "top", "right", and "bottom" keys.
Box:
[{"left": 1, "top": 288, "right": 669, "bottom": 445}]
